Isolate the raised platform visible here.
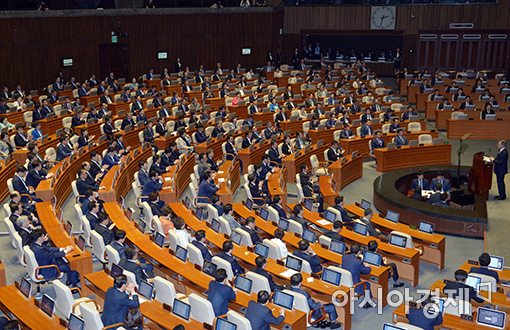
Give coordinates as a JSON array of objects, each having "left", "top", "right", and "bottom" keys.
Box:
[{"left": 373, "top": 165, "right": 487, "bottom": 238}]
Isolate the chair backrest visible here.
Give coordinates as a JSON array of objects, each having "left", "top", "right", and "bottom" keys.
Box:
[
  {"left": 81, "top": 216, "right": 92, "bottom": 246},
  {"left": 114, "top": 119, "right": 123, "bottom": 130},
  {"left": 212, "top": 256, "right": 234, "bottom": 280},
  {"left": 80, "top": 303, "right": 104, "bottom": 330},
  {"left": 243, "top": 183, "right": 254, "bottom": 200},
  {"left": 310, "top": 154, "right": 319, "bottom": 169},
  {"left": 123, "top": 269, "right": 138, "bottom": 288},
  {"left": 326, "top": 207, "right": 341, "bottom": 221},
  {"left": 333, "top": 130, "right": 341, "bottom": 141},
  {"left": 382, "top": 123, "right": 391, "bottom": 134},
  {"left": 63, "top": 117, "right": 73, "bottom": 129},
  {"left": 468, "top": 273, "right": 497, "bottom": 292},
  {"left": 394, "top": 322, "right": 427, "bottom": 330},
  {"left": 234, "top": 136, "right": 243, "bottom": 149},
  {"left": 323, "top": 149, "right": 329, "bottom": 162},
  {"left": 227, "top": 310, "right": 253, "bottom": 330},
  {"left": 451, "top": 111, "right": 466, "bottom": 119},
  {"left": 262, "top": 238, "right": 285, "bottom": 260},
  {"left": 291, "top": 254, "right": 312, "bottom": 274},
  {"left": 328, "top": 266, "right": 355, "bottom": 288},
  {"left": 407, "top": 122, "right": 421, "bottom": 132},
  {"left": 444, "top": 299, "right": 472, "bottom": 316},
  {"left": 206, "top": 204, "right": 218, "bottom": 223},
  {"left": 189, "top": 293, "right": 215, "bottom": 325},
  {"left": 187, "top": 242, "right": 204, "bottom": 266},
  {"left": 418, "top": 134, "right": 433, "bottom": 145},
  {"left": 295, "top": 183, "right": 305, "bottom": 203},
  {"left": 302, "top": 122, "right": 310, "bottom": 132},
  {"left": 153, "top": 276, "right": 178, "bottom": 305},
  {"left": 105, "top": 245, "right": 121, "bottom": 270},
  {"left": 23, "top": 246, "right": 44, "bottom": 283},
  {"left": 6, "top": 178, "right": 14, "bottom": 194},
  {"left": 53, "top": 279, "right": 75, "bottom": 319},
  {"left": 90, "top": 230, "right": 107, "bottom": 264},
  {"left": 288, "top": 219, "right": 303, "bottom": 236},
  {"left": 141, "top": 202, "right": 154, "bottom": 220},
  {"left": 266, "top": 206, "right": 280, "bottom": 223},
  {"left": 234, "top": 228, "right": 253, "bottom": 247},
  {"left": 246, "top": 271, "right": 271, "bottom": 294},
  {"left": 71, "top": 180, "right": 80, "bottom": 199},
  {"left": 13, "top": 232, "right": 25, "bottom": 266},
  {"left": 167, "top": 229, "right": 179, "bottom": 252},
  {"left": 283, "top": 289, "right": 308, "bottom": 313},
  {"left": 390, "top": 230, "right": 414, "bottom": 248},
  {"left": 318, "top": 235, "right": 332, "bottom": 248},
  {"left": 24, "top": 111, "right": 33, "bottom": 123},
  {"left": 3, "top": 217, "right": 17, "bottom": 248},
  {"left": 217, "top": 216, "right": 232, "bottom": 235},
  {"left": 138, "top": 131, "right": 144, "bottom": 144}
]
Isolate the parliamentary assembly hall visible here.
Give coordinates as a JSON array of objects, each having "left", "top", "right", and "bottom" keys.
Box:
[{"left": 0, "top": 0, "right": 508, "bottom": 329}]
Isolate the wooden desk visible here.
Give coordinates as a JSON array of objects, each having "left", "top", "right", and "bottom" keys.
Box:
[
  {"left": 215, "top": 160, "right": 241, "bottom": 205},
  {"left": 0, "top": 161, "right": 17, "bottom": 202},
  {"left": 238, "top": 139, "right": 273, "bottom": 174},
  {"left": 0, "top": 262, "right": 5, "bottom": 287},
  {"left": 435, "top": 109, "right": 510, "bottom": 129},
  {"left": 0, "top": 111, "right": 25, "bottom": 125},
  {"left": 204, "top": 97, "right": 226, "bottom": 111},
  {"left": 373, "top": 144, "right": 451, "bottom": 173},
  {"left": 0, "top": 285, "right": 65, "bottom": 329},
  {"left": 328, "top": 154, "right": 363, "bottom": 192},
  {"left": 282, "top": 144, "right": 328, "bottom": 183},
  {"left": 459, "top": 261, "right": 510, "bottom": 284},
  {"left": 280, "top": 119, "right": 309, "bottom": 135},
  {"left": 36, "top": 202, "right": 94, "bottom": 290},
  {"left": 12, "top": 134, "right": 60, "bottom": 165},
  {"left": 447, "top": 119, "right": 510, "bottom": 140},
  {"left": 345, "top": 204, "right": 446, "bottom": 271}
]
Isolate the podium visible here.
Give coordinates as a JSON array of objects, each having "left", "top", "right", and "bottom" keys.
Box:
[{"left": 468, "top": 152, "right": 493, "bottom": 199}]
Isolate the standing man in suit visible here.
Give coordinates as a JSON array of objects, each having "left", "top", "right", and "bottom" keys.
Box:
[
  {"left": 492, "top": 140, "right": 508, "bottom": 200},
  {"left": 245, "top": 290, "right": 285, "bottom": 330},
  {"left": 216, "top": 240, "right": 245, "bottom": 276},
  {"left": 289, "top": 274, "right": 341, "bottom": 328},
  {"left": 191, "top": 230, "right": 213, "bottom": 261},
  {"left": 341, "top": 245, "right": 373, "bottom": 308},
  {"left": 207, "top": 269, "right": 236, "bottom": 316},
  {"left": 101, "top": 275, "right": 140, "bottom": 327},
  {"left": 443, "top": 269, "right": 484, "bottom": 303}
]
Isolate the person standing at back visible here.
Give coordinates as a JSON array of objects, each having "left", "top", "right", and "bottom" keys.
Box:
[{"left": 492, "top": 140, "right": 508, "bottom": 200}]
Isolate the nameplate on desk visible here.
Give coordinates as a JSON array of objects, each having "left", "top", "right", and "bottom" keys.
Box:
[{"left": 468, "top": 259, "right": 479, "bottom": 265}]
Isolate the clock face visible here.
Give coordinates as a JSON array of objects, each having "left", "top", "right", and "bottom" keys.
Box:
[{"left": 370, "top": 6, "right": 396, "bottom": 30}]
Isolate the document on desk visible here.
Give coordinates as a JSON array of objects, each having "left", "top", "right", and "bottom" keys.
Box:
[
  {"left": 218, "top": 178, "right": 225, "bottom": 183},
  {"left": 279, "top": 269, "right": 298, "bottom": 279},
  {"left": 317, "top": 219, "right": 331, "bottom": 226},
  {"left": 164, "top": 177, "right": 172, "bottom": 182}
]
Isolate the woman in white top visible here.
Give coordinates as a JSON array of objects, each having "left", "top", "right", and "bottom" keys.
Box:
[
  {"left": 270, "top": 228, "right": 288, "bottom": 259},
  {"left": 12, "top": 96, "right": 26, "bottom": 111},
  {"left": 0, "top": 117, "right": 14, "bottom": 132}
]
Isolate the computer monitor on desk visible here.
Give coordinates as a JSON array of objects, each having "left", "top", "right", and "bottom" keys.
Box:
[
  {"left": 477, "top": 307, "right": 506, "bottom": 329},
  {"left": 489, "top": 255, "right": 504, "bottom": 270},
  {"left": 273, "top": 290, "right": 294, "bottom": 310},
  {"left": 385, "top": 210, "right": 400, "bottom": 223}
]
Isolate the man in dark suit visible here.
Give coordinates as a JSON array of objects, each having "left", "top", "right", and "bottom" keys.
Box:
[
  {"left": 16, "top": 216, "right": 34, "bottom": 246},
  {"left": 56, "top": 135, "right": 74, "bottom": 161},
  {"left": 299, "top": 164, "right": 324, "bottom": 212},
  {"left": 407, "top": 294, "right": 443, "bottom": 330},
  {"left": 26, "top": 161, "right": 47, "bottom": 189},
  {"left": 289, "top": 274, "right": 341, "bottom": 328},
  {"left": 341, "top": 245, "right": 372, "bottom": 307},
  {"left": 370, "top": 131, "right": 385, "bottom": 152},
  {"left": 411, "top": 171, "right": 430, "bottom": 191},
  {"left": 207, "top": 268, "right": 236, "bottom": 316},
  {"left": 254, "top": 256, "right": 283, "bottom": 291},
  {"left": 241, "top": 216, "right": 262, "bottom": 245},
  {"left": 191, "top": 230, "right": 213, "bottom": 261},
  {"left": 394, "top": 129, "right": 409, "bottom": 146},
  {"left": 85, "top": 201, "right": 101, "bottom": 230},
  {"left": 470, "top": 252, "right": 500, "bottom": 282},
  {"left": 332, "top": 196, "right": 354, "bottom": 226},
  {"left": 327, "top": 141, "right": 342, "bottom": 163},
  {"left": 13, "top": 166, "right": 41, "bottom": 203},
  {"left": 246, "top": 290, "right": 285, "bottom": 330},
  {"left": 30, "top": 229, "right": 80, "bottom": 287},
  {"left": 271, "top": 196, "right": 287, "bottom": 219},
  {"left": 325, "top": 221, "right": 344, "bottom": 241},
  {"left": 339, "top": 125, "right": 354, "bottom": 139},
  {"left": 142, "top": 171, "right": 163, "bottom": 199},
  {"left": 430, "top": 174, "right": 451, "bottom": 193},
  {"left": 292, "top": 204, "right": 309, "bottom": 230},
  {"left": 99, "top": 90, "right": 112, "bottom": 104},
  {"left": 268, "top": 141, "right": 281, "bottom": 165},
  {"left": 78, "top": 83, "right": 89, "bottom": 97},
  {"left": 493, "top": 140, "right": 508, "bottom": 200},
  {"left": 216, "top": 240, "right": 245, "bottom": 276},
  {"left": 359, "top": 208, "right": 382, "bottom": 237},
  {"left": 293, "top": 240, "right": 322, "bottom": 274},
  {"left": 102, "top": 147, "right": 120, "bottom": 170},
  {"left": 194, "top": 125, "right": 208, "bottom": 144},
  {"left": 247, "top": 174, "right": 265, "bottom": 206},
  {"left": 137, "top": 161, "right": 150, "bottom": 187},
  {"left": 76, "top": 170, "right": 99, "bottom": 202},
  {"left": 443, "top": 269, "right": 484, "bottom": 303},
  {"left": 14, "top": 124, "right": 29, "bottom": 147},
  {"left": 94, "top": 216, "right": 114, "bottom": 245},
  {"left": 359, "top": 120, "right": 373, "bottom": 138},
  {"left": 101, "top": 274, "right": 140, "bottom": 327},
  {"left": 197, "top": 171, "right": 219, "bottom": 203},
  {"left": 119, "top": 247, "right": 153, "bottom": 286}
]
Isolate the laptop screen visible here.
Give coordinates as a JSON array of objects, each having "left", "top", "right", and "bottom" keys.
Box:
[
  {"left": 259, "top": 208, "right": 269, "bottom": 221},
  {"left": 175, "top": 245, "right": 188, "bottom": 262},
  {"left": 234, "top": 276, "right": 253, "bottom": 293},
  {"left": 110, "top": 263, "right": 123, "bottom": 278},
  {"left": 19, "top": 277, "right": 32, "bottom": 298},
  {"left": 363, "top": 251, "right": 382, "bottom": 266},
  {"left": 324, "top": 210, "right": 336, "bottom": 222},
  {"left": 254, "top": 244, "right": 269, "bottom": 258},
  {"left": 68, "top": 313, "right": 84, "bottom": 330},
  {"left": 304, "top": 199, "right": 313, "bottom": 211},
  {"left": 184, "top": 196, "right": 191, "bottom": 209},
  {"left": 278, "top": 219, "right": 290, "bottom": 231},
  {"left": 418, "top": 221, "right": 434, "bottom": 234},
  {"left": 330, "top": 240, "right": 346, "bottom": 254},
  {"left": 215, "top": 318, "right": 237, "bottom": 330},
  {"left": 477, "top": 307, "right": 506, "bottom": 329},
  {"left": 360, "top": 199, "right": 371, "bottom": 210},
  {"left": 172, "top": 299, "right": 191, "bottom": 320},
  {"left": 354, "top": 222, "right": 368, "bottom": 236},
  {"left": 138, "top": 280, "right": 154, "bottom": 300},
  {"left": 154, "top": 231, "right": 165, "bottom": 247},
  {"left": 382, "top": 324, "right": 406, "bottom": 330},
  {"left": 230, "top": 231, "right": 242, "bottom": 245},
  {"left": 385, "top": 210, "right": 400, "bottom": 223},
  {"left": 195, "top": 208, "right": 203, "bottom": 220},
  {"left": 77, "top": 236, "right": 86, "bottom": 251},
  {"left": 321, "top": 268, "right": 342, "bottom": 286},
  {"left": 273, "top": 290, "right": 294, "bottom": 310},
  {"left": 211, "top": 218, "right": 221, "bottom": 233},
  {"left": 389, "top": 234, "right": 407, "bottom": 248},
  {"left": 245, "top": 199, "right": 254, "bottom": 210},
  {"left": 489, "top": 256, "right": 504, "bottom": 270},
  {"left": 466, "top": 275, "right": 482, "bottom": 292},
  {"left": 302, "top": 229, "right": 316, "bottom": 243},
  {"left": 138, "top": 219, "right": 147, "bottom": 232},
  {"left": 40, "top": 294, "right": 55, "bottom": 317},
  {"left": 203, "top": 260, "right": 217, "bottom": 276},
  {"left": 285, "top": 255, "right": 302, "bottom": 272}
]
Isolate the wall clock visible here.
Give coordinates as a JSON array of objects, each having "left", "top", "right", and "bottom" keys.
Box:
[{"left": 370, "top": 6, "right": 396, "bottom": 30}]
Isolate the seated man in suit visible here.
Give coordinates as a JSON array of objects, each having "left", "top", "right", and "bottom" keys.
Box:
[
  {"left": 407, "top": 294, "right": 443, "bottom": 330},
  {"left": 110, "top": 230, "right": 153, "bottom": 274},
  {"left": 94, "top": 216, "right": 114, "bottom": 245},
  {"left": 389, "top": 118, "right": 401, "bottom": 133},
  {"left": 470, "top": 252, "right": 500, "bottom": 283},
  {"left": 268, "top": 140, "right": 282, "bottom": 165},
  {"left": 149, "top": 154, "right": 167, "bottom": 175},
  {"left": 191, "top": 230, "right": 213, "bottom": 262},
  {"left": 101, "top": 274, "right": 139, "bottom": 328},
  {"left": 216, "top": 240, "right": 245, "bottom": 276},
  {"left": 368, "top": 240, "right": 404, "bottom": 288},
  {"left": 443, "top": 269, "right": 484, "bottom": 303},
  {"left": 207, "top": 268, "right": 236, "bottom": 316},
  {"left": 290, "top": 273, "right": 341, "bottom": 328},
  {"left": 223, "top": 204, "right": 241, "bottom": 232},
  {"left": 341, "top": 244, "right": 373, "bottom": 307},
  {"left": 359, "top": 120, "right": 373, "bottom": 138},
  {"left": 76, "top": 169, "right": 99, "bottom": 202},
  {"left": 246, "top": 290, "right": 285, "bottom": 330},
  {"left": 137, "top": 160, "right": 150, "bottom": 187},
  {"left": 16, "top": 216, "right": 35, "bottom": 246},
  {"left": 247, "top": 173, "right": 266, "bottom": 206},
  {"left": 370, "top": 131, "right": 385, "bottom": 153},
  {"left": 326, "top": 141, "right": 343, "bottom": 163},
  {"left": 339, "top": 124, "right": 354, "bottom": 139},
  {"left": 14, "top": 123, "right": 29, "bottom": 147},
  {"left": 13, "top": 166, "right": 43, "bottom": 203},
  {"left": 431, "top": 174, "right": 451, "bottom": 193},
  {"left": 142, "top": 171, "right": 163, "bottom": 200},
  {"left": 241, "top": 216, "right": 262, "bottom": 245},
  {"left": 325, "top": 221, "right": 344, "bottom": 242},
  {"left": 85, "top": 201, "right": 101, "bottom": 230},
  {"left": 293, "top": 239, "right": 322, "bottom": 274},
  {"left": 30, "top": 229, "right": 80, "bottom": 287},
  {"left": 271, "top": 196, "right": 287, "bottom": 219},
  {"left": 254, "top": 256, "right": 284, "bottom": 291},
  {"left": 197, "top": 171, "right": 219, "bottom": 204},
  {"left": 119, "top": 247, "right": 154, "bottom": 286},
  {"left": 102, "top": 146, "right": 120, "bottom": 170},
  {"left": 26, "top": 160, "right": 48, "bottom": 189},
  {"left": 56, "top": 135, "right": 74, "bottom": 161},
  {"left": 331, "top": 196, "right": 354, "bottom": 227},
  {"left": 211, "top": 195, "right": 224, "bottom": 216},
  {"left": 359, "top": 208, "right": 383, "bottom": 238},
  {"left": 194, "top": 125, "right": 208, "bottom": 144},
  {"left": 394, "top": 129, "right": 409, "bottom": 146},
  {"left": 292, "top": 204, "right": 309, "bottom": 230},
  {"left": 299, "top": 164, "right": 324, "bottom": 212}
]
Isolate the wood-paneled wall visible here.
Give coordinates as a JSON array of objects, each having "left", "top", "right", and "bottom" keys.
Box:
[{"left": 0, "top": 8, "right": 283, "bottom": 91}]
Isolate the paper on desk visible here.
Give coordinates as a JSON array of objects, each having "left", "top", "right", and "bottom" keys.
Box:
[
  {"left": 218, "top": 178, "right": 225, "bottom": 183},
  {"left": 279, "top": 269, "right": 298, "bottom": 278},
  {"left": 317, "top": 219, "right": 331, "bottom": 226},
  {"left": 164, "top": 177, "right": 172, "bottom": 182},
  {"left": 217, "top": 171, "right": 224, "bottom": 174}
]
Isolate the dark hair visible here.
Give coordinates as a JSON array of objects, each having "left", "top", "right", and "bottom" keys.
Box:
[
  {"left": 274, "top": 228, "right": 284, "bottom": 239},
  {"left": 214, "top": 268, "right": 228, "bottom": 282},
  {"left": 364, "top": 208, "right": 373, "bottom": 217},
  {"left": 335, "top": 196, "right": 344, "bottom": 205},
  {"left": 223, "top": 204, "right": 232, "bottom": 214},
  {"left": 124, "top": 308, "right": 143, "bottom": 328},
  {"left": 298, "top": 239, "right": 309, "bottom": 251},
  {"left": 333, "top": 221, "right": 343, "bottom": 230},
  {"left": 3, "top": 320, "right": 19, "bottom": 330},
  {"left": 114, "top": 230, "right": 126, "bottom": 241},
  {"left": 367, "top": 240, "right": 378, "bottom": 252},
  {"left": 88, "top": 201, "right": 98, "bottom": 211},
  {"left": 173, "top": 217, "right": 185, "bottom": 230},
  {"left": 290, "top": 273, "right": 303, "bottom": 286},
  {"left": 114, "top": 274, "right": 128, "bottom": 288},
  {"left": 30, "top": 229, "right": 45, "bottom": 241},
  {"left": 350, "top": 244, "right": 361, "bottom": 254},
  {"left": 245, "top": 216, "right": 255, "bottom": 226},
  {"left": 125, "top": 247, "right": 137, "bottom": 260},
  {"left": 478, "top": 252, "right": 491, "bottom": 267},
  {"left": 148, "top": 191, "right": 159, "bottom": 202},
  {"left": 149, "top": 170, "right": 158, "bottom": 178},
  {"left": 454, "top": 269, "right": 468, "bottom": 282},
  {"left": 257, "top": 290, "right": 270, "bottom": 304},
  {"left": 195, "top": 230, "right": 206, "bottom": 241},
  {"left": 223, "top": 240, "right": 233, "bottom": 252},
  {"left": 255, "top": 256, "right": 267, "bottom": 269},
  {"left": 273, "top": 196, "right": 281, "bottom": 204},
  {"left": 293, "top": 204, "right": 303, "bottom": 215}
]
